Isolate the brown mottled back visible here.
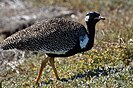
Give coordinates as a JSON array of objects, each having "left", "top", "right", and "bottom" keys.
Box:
[{"left": 0, "top": 18, "right": 87, "bottom": 54}]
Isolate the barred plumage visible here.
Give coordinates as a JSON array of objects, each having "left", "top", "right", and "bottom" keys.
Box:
[
  {"left": 0, "top": 12, "right": 105, "bottom": 84},
  {"left": 1, "top": 18, "right": 87, "bottom": 52}
]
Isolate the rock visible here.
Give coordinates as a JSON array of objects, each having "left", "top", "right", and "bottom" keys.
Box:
[
  {"left": 0, "top": 0, "right": 74, "bottom": 38},
  {"left": 0, "top": 15, "right": 36, "bottom": 37},
  {"left": 0, "top": 49, "right": 25, "bottom": 81}
]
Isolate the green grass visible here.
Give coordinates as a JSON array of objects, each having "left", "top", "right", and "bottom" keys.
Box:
[{"left": 1, "top": 0, "right": 133, "bottom": 88}]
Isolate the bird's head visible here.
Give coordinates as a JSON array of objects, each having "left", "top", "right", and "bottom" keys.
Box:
[{"left": 85, "top": 12, "right": 105, "bottom": 24}]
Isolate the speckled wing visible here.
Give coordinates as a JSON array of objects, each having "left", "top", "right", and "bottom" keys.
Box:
[{"left": 0, "top": 18, "right": 87, "bottom": 54}]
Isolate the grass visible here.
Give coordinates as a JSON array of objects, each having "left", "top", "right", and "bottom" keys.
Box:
[{"left": 1, "top": 0, "right": 133, "bottom": 88}]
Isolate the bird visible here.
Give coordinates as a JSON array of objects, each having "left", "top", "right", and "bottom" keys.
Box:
[{"left": 0, "top": 11, "right": 105, "bottom": 84}]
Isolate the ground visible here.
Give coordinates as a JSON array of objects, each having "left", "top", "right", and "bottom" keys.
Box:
[{"left": 1, "top": 0, "right": 133, "bottom": 88}]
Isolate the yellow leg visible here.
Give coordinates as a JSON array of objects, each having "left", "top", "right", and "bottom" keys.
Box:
[
  {"left": 36, "top": 57, "right": 49, "bottom": 84},
  {"left": 49, "top": 57, "right": 60, "bottom": 80}
]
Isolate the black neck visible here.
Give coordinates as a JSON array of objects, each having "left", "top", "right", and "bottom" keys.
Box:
[
  {"left": 86, "top": 22, "right": 96, "bottom": 38},
  {"left": 85, "top": 22, "right": 96, "bottom": 49}
]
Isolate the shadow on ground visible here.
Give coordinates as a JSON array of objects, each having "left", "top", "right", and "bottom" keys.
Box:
[{"left": 36, "top": 66, "right": 121, "bottom": 87}]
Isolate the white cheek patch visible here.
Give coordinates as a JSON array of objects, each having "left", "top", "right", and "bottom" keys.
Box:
[
  {"left": 79, "top": 34, "right": 89, "bottom": 49},
  {"left": 85, "top": 15, "right": 90, "bottom": 21}
]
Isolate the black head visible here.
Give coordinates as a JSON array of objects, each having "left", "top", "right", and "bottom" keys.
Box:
[{"left": 85, "top": 12, "right": 105, "bottom": 24}]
